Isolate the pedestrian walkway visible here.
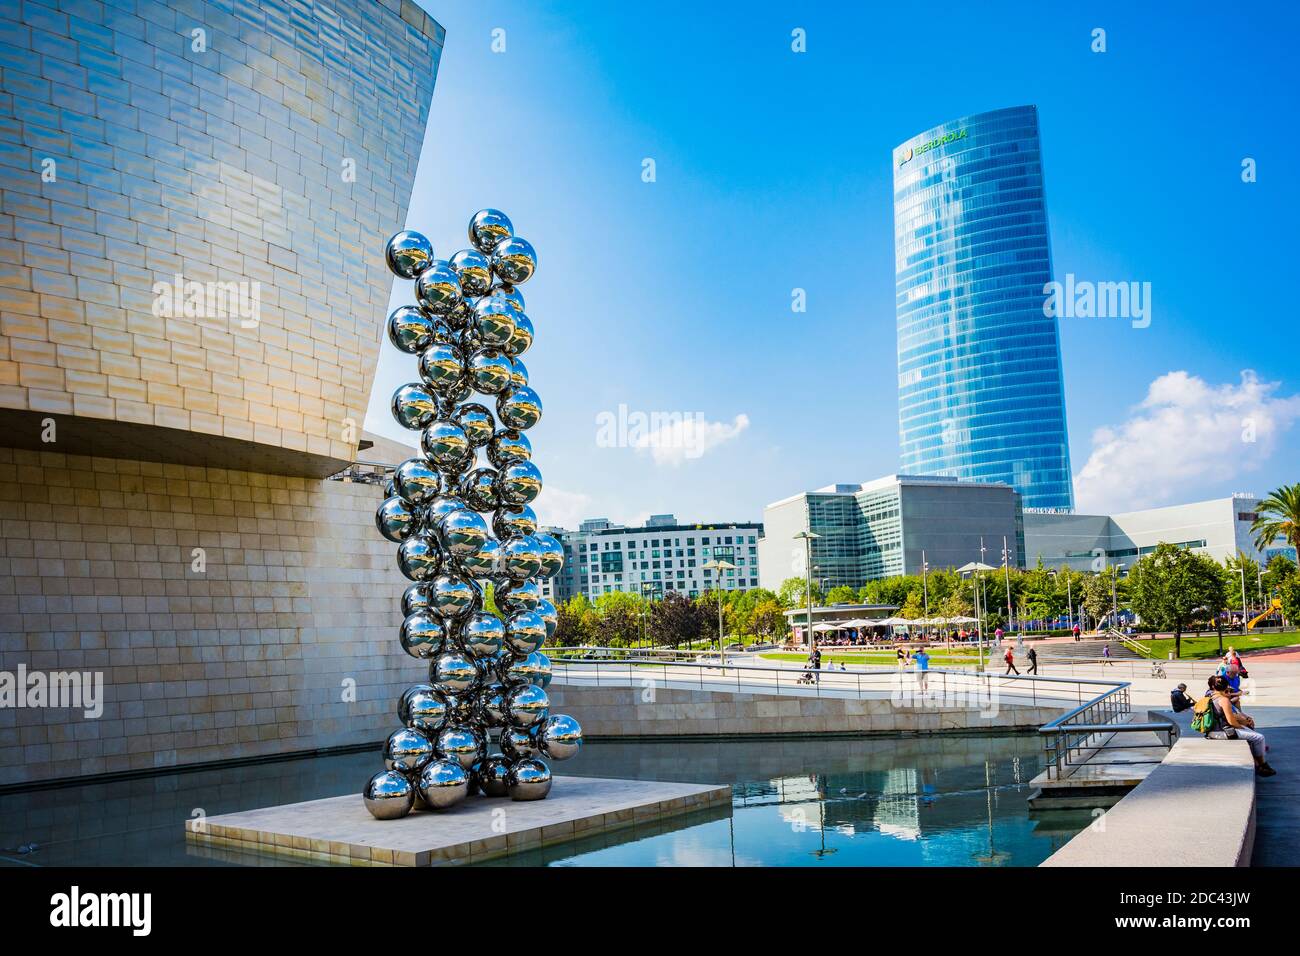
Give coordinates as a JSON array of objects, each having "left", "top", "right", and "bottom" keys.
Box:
[{"left": 1250, "top": 725, "right": 1300, "bottom": 867}]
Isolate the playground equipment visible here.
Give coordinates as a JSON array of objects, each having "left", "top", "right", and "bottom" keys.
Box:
[{"left": 1248, "top": 598, "right": 1283, "bottom": 630}]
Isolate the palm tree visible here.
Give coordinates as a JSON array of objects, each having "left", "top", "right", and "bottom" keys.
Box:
[{"left": 1251, "top": 483, "right": 1300, "bottom": 554}]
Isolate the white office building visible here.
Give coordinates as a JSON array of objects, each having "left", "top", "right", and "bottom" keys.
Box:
[
  {"left": 549, "top": 514, "right": 763, "bottom": 602},
  {"left": 1021, "top": 494, "right": 1294, "bottom": 572}
]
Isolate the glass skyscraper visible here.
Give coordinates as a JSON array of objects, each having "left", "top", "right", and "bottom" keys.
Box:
[{"left": 893, "top": 105, "right": 1074, "bottom": 511}]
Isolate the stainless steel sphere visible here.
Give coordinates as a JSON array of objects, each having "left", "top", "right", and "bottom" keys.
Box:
[
  {"left": 397, "top": 682, "right": 436, "bottom": 724},
  {"left": 449, "top": 248, "right": 493, "bottom": 297},
  {"left": 375, "top": 495, "right": 419, "bottom": 543},
  {"left": 417, "top": 342, "right": 467, "bottom": 394},
  {"left": 400, "top": 610, "right": 446, "bottom": 660},
  {"left": 447, "top": 298, "right": 475, "bottom": 332},
  {"left": 438, "top": 507, "right": 489, "bottom": 557},
  {"left": 507, "top": 757, "right": 552, "bottom": 801},
  {"left": 437, "top": 379, "right": 473, "bottom": 411},
  {"left": 468, "top": 208, "right": 513, "bottom": 254},
  {"left": 496, "top": 386, "right": 542, "bottom": 430},
  {"left": 476, "top": 681, "right": 509, "bottom": 727},
  {"left": 473, "top": 754, "right": 512, "bottom": 797},
  {"left": 490, "top": 282, "right": 524, "bottom": 313},
  {"left": 414, "top": 260, "right": 463, "bottom": 316},
  {"left": 385, "top": 230, "right": 433, "bottom": 279},
  {"left": 435, "top": 725, "right": 484, "bottom": 770},
  {"left": 383, "top": 726, "right": 435, "bottom": 774},
  {"left": 495, "top": 460, "right": 542, "bottom": 506},
  {"left": 490, "top": 236, "right": 537, "bottom": 285},
  {"left": 505, "top": 355, "right": 528, "bottom": 391},
  {"left": 393, "top": 457, "right": 442, "bottom": 505},
  {"left": 500, "top": 726, "right": 540, "bottom": 760},
  {"left": 416, "top": 758, "right": 470, "bottom": 810},
  {"left": 391, "top": 382, "right": 439, "bottom": 430},
  {"left": 504, "top": 681, "right": 549, "bottom": 728},
  {"left": 535, "top": 600, "right": 558, "bottom": 642},
  {"left": 428, "top": 572, "right": 481, "bottom": 620},
  {"left": 468, "top": 348, "right": 513, "bottom": 395},
  {"left": 397, "top": 533, "right": 442, "bottom": 581},
  {"left": 507, "top": 650, "right": 551, "bottom": 687},
  {"left": 442, "top": 690, "right": 480, "bottom": 726},
  {"left": 497, "top": 578, "right": 541, "bottom": 613},
  {"left": 460, "top": 536, "right": 502, "bottom": 579},
  {"left": 486, "top": 428, "right": 532, "bottom": 468},
  {"left": 454, "top": 403, "right": 496, "bottom": 446},
  {"left": 387, "top": 305, "right": 435, "bottom": 354},
  {"left": 499, "top": 535, "right": 543, "bottom": 582},
  {"left": 492, "top": 503, "right": 538, "bottom": 539},
  {"left": 431, "top": 649, "right": 481, "bottom": 696},
  {"left": 472, "top": 296, "right": 517, "bottom": 349},
  {"left": 538, "top": 714, "right": 582, "bottom": 761},
  {"left": 363, "top": 769, "right": 415, "bottom": 819},
  {"left": 503, "top": 312, "right": 533, "bottom": 357},
  {"left": 401, "top": 583, "right": 432, "bottom": 617},
  {"left": 461, "top": 611, "right": 505, "bottom": 658},
  {"left": 403, "top": 686, "right": 449, "bottom": 733},
  {"left": 459, "top": 467, "right": 499, "bottom": 513},
  {"left": 423, "top": 494, "right": 467, "bottom": 529},
  {"left": 420, "top": 419, "right": 471, "bottom": 471},
  {"left": 535, "top": 534, "right": 565, "bottom": 578}
]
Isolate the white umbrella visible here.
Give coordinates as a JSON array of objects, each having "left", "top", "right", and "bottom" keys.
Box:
[
  {"left": 949, "top": 615, "right": 979, "bottom": 624},
  {"left": 811, "top": 622, "right": 839, "bottom": 632}
]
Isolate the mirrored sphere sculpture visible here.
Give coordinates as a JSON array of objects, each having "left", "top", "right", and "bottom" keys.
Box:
[{"left": 366, "top": 211, "right": 576, "bottom": 820}]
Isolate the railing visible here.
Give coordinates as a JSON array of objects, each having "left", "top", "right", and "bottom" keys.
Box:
[
  {"left": 548, "top": 655, "right": 1128, "bottom": 712},
  {"left": 1037, "top": 684, "right": 1179, "bottom": 780},
  {"left": 993, "top": 654, "right": 1220, "bottom": 682}
]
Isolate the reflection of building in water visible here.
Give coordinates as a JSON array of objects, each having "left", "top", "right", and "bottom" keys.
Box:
[{"left": 873, "top": 768, "right": 922, "bottom": 840}]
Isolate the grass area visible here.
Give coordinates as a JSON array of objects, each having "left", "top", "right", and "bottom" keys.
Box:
[{"left": 1133, "top": 630, "right": 1300, "bottom": 660}]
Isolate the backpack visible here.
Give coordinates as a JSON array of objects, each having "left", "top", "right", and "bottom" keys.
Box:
[{"left": 1191, "top": 695, "right": 1220, "bottom": 735}]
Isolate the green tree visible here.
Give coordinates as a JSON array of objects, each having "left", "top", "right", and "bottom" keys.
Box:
[
  {"left": 1222, "top": 551, "right": 1262, "bottom": 613},
  {"left": 778, "top": 576, "right": 821, "bottom": 608},
  {"left": 1129, "top": 543, "right": 1228, "bottom": 657},
  {"left": 900, "top": 591, "right": 925, "bottom": 619},
  {"left": 1250, "top": 483, "right": 1300, "bottom": 554},
  {"left": 752, "top": 599, "right": 787, "bottom": 641},
  {"left": 650, "top": 592, "right": 708, "bottom": 648},
  {"left": 551, "top": 594, "right": 597, "bottom": 646},
  {"left": 1279, "top": 569, "right": 1300, "bottom": 626},
  {"left": 825, "top": 585, "right": 857, "bottom": 605}
]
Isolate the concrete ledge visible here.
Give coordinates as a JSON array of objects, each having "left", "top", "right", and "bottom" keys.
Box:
[
  {"left": 1041, "top": 736, "right": 1256, "bottom": 867},
  {"left": 184, "top": 775, "right": 730, "bottom": 866}
]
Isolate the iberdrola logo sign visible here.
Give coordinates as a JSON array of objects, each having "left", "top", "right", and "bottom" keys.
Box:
[{"left": 898, "top": 128, "right": 967, "bottom": 166}]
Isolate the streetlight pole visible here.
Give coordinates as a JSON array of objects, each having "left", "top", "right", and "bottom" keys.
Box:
[
  {"left": 703, "top": 558, "right": 736, "bottom": 666},
  {"left": 921, "top": 551, "right": 930, "bottom": 619},
  {"left": 1002, "top": 536, "right": 1013, "bottom": 634},
  {"left": 1237, "top": 566, "right": 1248, "bottom": 633},
  {"left": 793, "top": 531, "right": 820, "bottom": 650},
  {"left": 1111, "top": 564, "right": 1125, "bottom": 631}
]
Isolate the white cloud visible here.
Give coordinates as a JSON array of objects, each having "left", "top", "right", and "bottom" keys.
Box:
[
  {"left": 532, "top": 486, "right": 593, "bottom": 532},
  {"left": 633, "top": 413, "right": 750, "bottom": 466},
  {"left": 1073, "top": 370, "right": 1300, "bottom": 513}
]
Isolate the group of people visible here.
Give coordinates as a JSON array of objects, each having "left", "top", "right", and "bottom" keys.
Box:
[{"left": 1170, "top": 648, "right": 1277, "bottom": 778}]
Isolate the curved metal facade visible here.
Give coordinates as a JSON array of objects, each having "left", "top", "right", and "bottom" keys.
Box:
[{"left": 0, "top": 0, "right": 443, "bottom": 475}]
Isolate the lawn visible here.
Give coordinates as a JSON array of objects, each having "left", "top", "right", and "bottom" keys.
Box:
[{"left": 1134, "top": 630, "right": 1300, "bottom": 660}]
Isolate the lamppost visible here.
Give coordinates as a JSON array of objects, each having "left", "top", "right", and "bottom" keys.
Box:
[
  {"left": 921, "top": 551, "right": 930, "bottom": 619},
  {"left": 958, "top": 561, "right": 997, "bottom": 671},
  {"left": 703, "top": 557, "right": 736, "bottom": 666},
  {"left": 1001, "top": 536, "right": 1014, "bottom": 634},
  {"left": 1111, "top": 564, "right": 1125, "bottom": 631},
  {"left": 1236, "top": 565, "right": 1248, "bottom": 633},
  {"left": 793, "top": 531, "right": 820, "bottom": 649},
  {"left": 1050, "top": 569, "right": 1073, "bottom": 632},
  {"left": 639, "top": 580, "right": 660, "bottom": 650}
]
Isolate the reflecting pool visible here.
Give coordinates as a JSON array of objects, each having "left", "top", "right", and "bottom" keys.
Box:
[{"left": 0, "top": 734, "right": 1091, "bottom": 867}]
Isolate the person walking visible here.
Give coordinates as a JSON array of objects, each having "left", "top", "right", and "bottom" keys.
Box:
[
  {"left": 1004, "top": 646, "right": 1019, "bottom": 675},
  {"left": 1101, "top": 642, "right": 1113, "bottom": 666},
  {"left": 914, "top": 647, "right": 930, "bottom": 692},
  {"left": 1026, "top": 645, "right": 1038, "bottom": 675},
  {"left": 1072, "top": 623, "right": 1081, "bottom": 642},
  {"left": 809, "top": 645, "right": 822, "bottom": 684}
]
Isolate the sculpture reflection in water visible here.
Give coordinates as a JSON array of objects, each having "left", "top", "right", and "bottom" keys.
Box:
[{"left": 363, "top": 210, "right": 583, "bottom": 820}]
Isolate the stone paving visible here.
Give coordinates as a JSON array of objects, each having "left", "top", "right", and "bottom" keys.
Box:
[{"left": 184, "top": 775, "right": 730, "bottom": 866}]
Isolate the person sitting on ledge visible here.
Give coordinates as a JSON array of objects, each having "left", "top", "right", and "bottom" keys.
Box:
[
  {"left": 1206, "top": 675, "right": 1276, "bottom": 777},
  {"left": 1170, "top": 683, "right": 1197, "bottom": 713}
]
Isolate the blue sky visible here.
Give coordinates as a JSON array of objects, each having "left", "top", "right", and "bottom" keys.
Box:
[{"left": 366, "top": 0, "right": 1300, "bottom": 530}]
